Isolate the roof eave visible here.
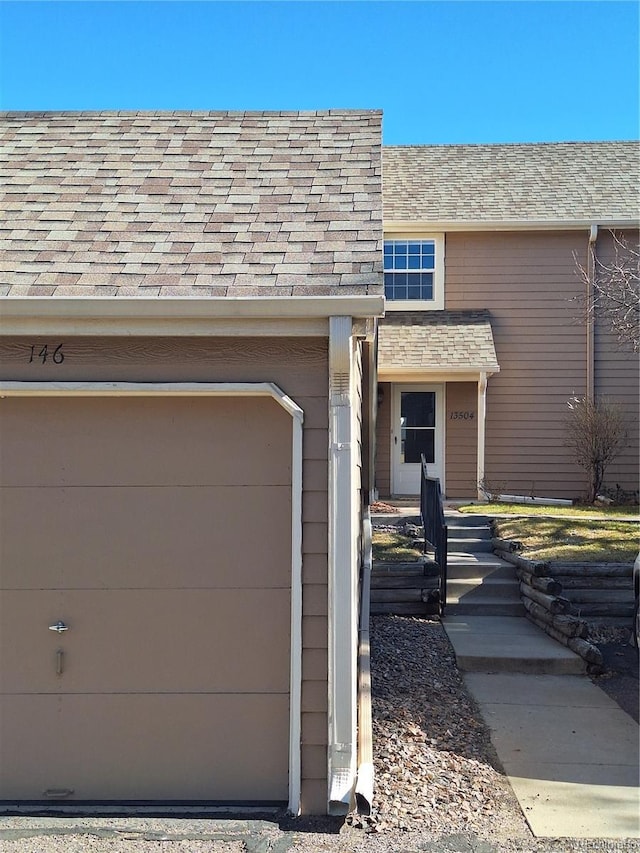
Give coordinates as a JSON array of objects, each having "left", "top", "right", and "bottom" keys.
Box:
[
  {"left": 378, "top": 364, "right": 500, "bottom": 378},
  {"left": 384, "top": 219, "right": 639, "bottom": 233},
  {"left": 0, "top": 295, "right": 385, "bottom": 337}
]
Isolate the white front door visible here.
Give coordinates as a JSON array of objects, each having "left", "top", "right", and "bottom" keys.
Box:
[{"left": 392, "top": 384, "right": 444, "bottom": 495}]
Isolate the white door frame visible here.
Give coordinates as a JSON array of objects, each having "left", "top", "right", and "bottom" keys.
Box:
[{"left": 391, "top": 383, "right": 445, "bottom": 496}]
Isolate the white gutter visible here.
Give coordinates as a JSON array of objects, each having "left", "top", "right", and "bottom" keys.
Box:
[
  {"left": 327, "top": 315, "right": 358, "bottom": 815},
  {"left": 0, "top": 379, "right": 305, "bottom": 815},
  {"left": 0, "top": 295, "right": 385, "bottom": 337},
  {"left": 477, "top": 372, "right": 488, "bottom": 500},
  {"left": 385, "top": 219, "right": 638, "bottom": 233}
]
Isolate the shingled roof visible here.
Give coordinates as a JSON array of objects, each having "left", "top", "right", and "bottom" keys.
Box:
[
  {"left": 383, "top": 141, "right": 640, "bottom": 224},
  {"left": 1, "top": 110, "right": 382, "bottom": 298},
  {"left": 378, "top": 311, "right": 500, "bottom": 375}
]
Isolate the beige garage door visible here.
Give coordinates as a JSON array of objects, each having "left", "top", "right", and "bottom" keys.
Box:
[{"left": 0, "top": 394, "right": 292, "bottom": 802}]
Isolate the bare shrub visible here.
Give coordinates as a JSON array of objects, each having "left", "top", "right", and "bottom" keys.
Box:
[{"left": 565, "top": 396, "right": 628, "bottom": 504}]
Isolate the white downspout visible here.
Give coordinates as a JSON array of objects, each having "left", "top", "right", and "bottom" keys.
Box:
[
  {"left": 477, "top": 372, "right": 488, "bottom": 500},
  {"left": 586, "top": 224, "right": 598, "bottom": 402},
  {"left": 327, "top": 315, "right": 358, "bottom": 815}
]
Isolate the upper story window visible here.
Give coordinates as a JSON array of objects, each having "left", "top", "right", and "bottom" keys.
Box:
[{"left": 383, "top": 235, "right": 444, "bottom": 309}]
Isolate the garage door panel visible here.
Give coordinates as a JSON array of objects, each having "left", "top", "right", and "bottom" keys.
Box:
[
  {"left": 0, "top": 392, "right": 294, "bottom": 802},
  {"left": 0, "top": 694, "right": 289, "bottom": 801},
  {"left": 1, "top": 589, "right": 291, "bottom": 694},
  {"left": 0, "top": 397, "right": 292, "bottom": 488},
  {"left": 0, "top": 486, "right": 291, "bottom": 589}
]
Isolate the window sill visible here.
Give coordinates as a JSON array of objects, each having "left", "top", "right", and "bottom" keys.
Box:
[{"left": 384, "top": 299, "right": 444, "bottom": 311}]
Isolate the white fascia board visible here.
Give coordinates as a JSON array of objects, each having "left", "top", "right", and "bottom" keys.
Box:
[
  {"left": 378, "top": 366, "right": 499, "bottom": 383},
  {"left": 0, "top": 296, "right": 385, "bottom": 337},
  {"left": 385, "top": 219, "right": 639, "bottom": 233}
]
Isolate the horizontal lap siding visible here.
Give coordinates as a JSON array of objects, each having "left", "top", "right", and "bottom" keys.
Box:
[
  {"left": 445, "top": 382, "right": 477, "bottom": 497},
  {"left": 593, "top": 229, "right": 640, "bottom": 497},
  {"left": 0, "top": 335, "right": 329, "bottom": 813},
  {"left": 375, "top": 383, "right": 392, "bottom": 497},
  {"left": 446, "top": 232, "right": 588, "bottom": 498}
]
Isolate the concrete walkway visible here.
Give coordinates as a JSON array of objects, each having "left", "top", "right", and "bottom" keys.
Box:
[{"left": 444, "top": 616, "right": 640, "bottom": 838}]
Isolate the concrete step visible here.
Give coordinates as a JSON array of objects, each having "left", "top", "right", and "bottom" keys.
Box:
[
  {"left": 443, "top": 616, "right": 586, "bottom": 674},
  {"left": 445, "top": 512, "right": 491, "bottom": 528},
  {"left": 447, "top": 561, "right": 517, "bottom": 580},
  {"left": 446, "top": 599, "right": 526, "bottom": 617},
  {"left": 448, "top": 577, "right": 521, "bottom": 603},
  {"left": 447, "top": 552, "right": 508, "bottom": 571},
  {"left": 446, "top": 525, "right": 491, "bottom": 540},
  {"left": 448, "top": 537, "right": 494, "bottom": 553}
]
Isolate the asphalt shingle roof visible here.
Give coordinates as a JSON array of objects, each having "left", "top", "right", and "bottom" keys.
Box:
[
  {"left": 383, "top": 142, "right": 640, "bottom": 223},
  {"left": 1, "top": 110, "right": 382, "bottom": 298},
  {"left": 378, "top": 310, "right": 500, "bottom": 373}
]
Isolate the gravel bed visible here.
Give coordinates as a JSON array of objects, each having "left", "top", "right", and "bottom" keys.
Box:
[
  {"left": 289, "top": 616, "right": 640, "bottom": 853},
  {"left": 365, "top": 615, "right": 525, "bottom": 838}
]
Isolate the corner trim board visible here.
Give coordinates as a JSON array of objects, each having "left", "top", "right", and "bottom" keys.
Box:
[{"left": 327, "top": 316, "right": 358, "bottom": 815}]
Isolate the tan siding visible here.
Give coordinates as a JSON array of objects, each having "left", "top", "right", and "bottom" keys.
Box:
[
  {"left": 303, "top": 616, "right": 329, "bottom": 649},
  {"left": 446, "top": 231, "right": 590, "bottom": 498},
  {"left": 302, "top": 712, "right": 328, "bottom": 745},
  {"left": 303, "top": 584, "right": 329, "bottom": 617},
  {"left": 375, "top": 382, "right": 392, "bottom": 496},
  {"left": 302, "top": 681, "right": 328, "bottom": 712},
  {"left": 445, "top": 382, "right": 478, "bottom": 497},
  {"left": 593, "top": 230, "right": 640, "bottom": 498},
  {"left": 303, "top": 648, "right": 329, "bottom": 681},
  {"left": 0, "top": 335, "right": 330, "bottom": 812},
  {"left": 302, "top": 553, "right": 330, "bottom": 585},
  {"left": 361, "top": 340, "right": 374, "bottom": 495},
  {"left": 301, "top": 779, "right": 328, "bottom": 815},
  {"left": 302, "top": 744, "right": 328, "bottom": 780}
]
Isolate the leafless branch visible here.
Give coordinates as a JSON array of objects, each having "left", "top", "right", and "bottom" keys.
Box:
[{"left": 574, "top": 230, "right": 640, "bottom": 353}]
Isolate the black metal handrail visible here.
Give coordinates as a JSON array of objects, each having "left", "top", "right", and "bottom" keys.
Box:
[{"left": 420, "top": 455, "right": 448, "bottom": 614}]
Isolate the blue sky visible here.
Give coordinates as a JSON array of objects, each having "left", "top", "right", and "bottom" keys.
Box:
[{"left": 0, "top": 1, "right": 638, "bottom": 144}]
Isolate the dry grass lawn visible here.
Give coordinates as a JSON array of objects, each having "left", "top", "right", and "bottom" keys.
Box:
[
  {"left": 372, "top": 530, "right": 423, "bottom": 562},
  {"left": 493, "top": 516, "right": 638, "bottom": 562}
]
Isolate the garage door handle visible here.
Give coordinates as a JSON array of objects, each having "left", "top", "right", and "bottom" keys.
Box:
[{"left": 49, "top": 621, "right": 69, "bottom": 633}]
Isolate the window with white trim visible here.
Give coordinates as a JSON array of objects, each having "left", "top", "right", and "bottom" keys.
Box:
[{"left": 383, "top": 235, "right": 444, "bottom": 309}]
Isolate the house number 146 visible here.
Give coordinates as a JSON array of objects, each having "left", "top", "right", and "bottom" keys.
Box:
[{"left": 28, "top": 344, "right": 65, "bottom": 364}]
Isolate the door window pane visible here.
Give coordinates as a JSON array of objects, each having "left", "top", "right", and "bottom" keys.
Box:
[
  {"left": 401, "top": 428, "right": 435, "bottom": 464},
  {"left": 401, "top": 392, "right": 435, "bottom": 427}
]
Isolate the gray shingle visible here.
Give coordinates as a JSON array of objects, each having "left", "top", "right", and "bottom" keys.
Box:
[
  {"left": 379, "top": 311, "right": 500, "bottom": 372},
  {"left": 383, "top": 142, "right": 639, "bottom": 223},
  {"left": 1, "top": 111, "right": 383, "bottom": 298}
]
